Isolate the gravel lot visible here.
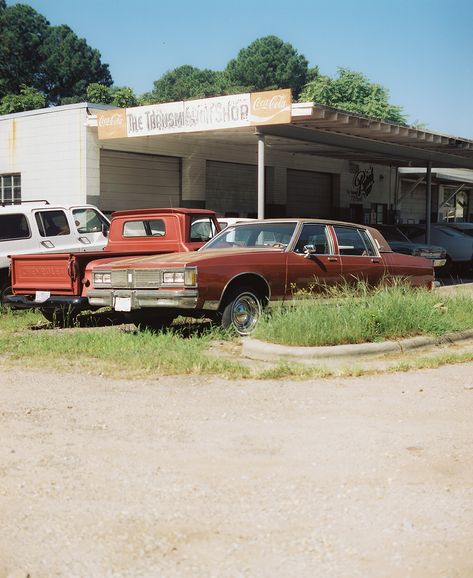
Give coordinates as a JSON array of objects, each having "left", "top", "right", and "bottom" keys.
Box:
[{"left": 1, "top": 363, "right": 473, "bottom": 578}]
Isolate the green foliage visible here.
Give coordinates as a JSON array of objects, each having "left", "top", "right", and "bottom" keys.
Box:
[
  {"left": 86, "top": 83, "right": 138, "bottom": 107},
  {"left": 299, "top": 67, "right": 406, "bottom": 123},
  {"left": 86, "top": 83, "right": 113, "bottom": 104},
  {"left": 146, "top": 65, "right": 227, "bottom": 103},
  {"left": 0, "top": 85, "right": 45, "bottom": 114},
  {"left": 225, "top": 36, "right": 308, "bottom": 98},
  {"left": 111, "top": 86, "right": 138, "bottom": 107},
  {"left": 254, "top": 283, "right": 473, "bottom": 346},
  {"left": 40, "top": 25, "right": 112, "bottom": 104},
  {"left": 0, "top": 3, "right": 112, "bottom": 110},
  {"left": 0, "top": 3, "right": 49, "bottom": 98}
]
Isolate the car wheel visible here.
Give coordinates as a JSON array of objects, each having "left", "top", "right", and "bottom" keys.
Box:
[
  {"left": 40, "top": 306, "right": 79, "bottom": 327},
  {"left": 220, "top": 287, "right": 262, "bottom": 335},
  {"left": 128, "top": 310, "right": 175, "bottom": 332}
]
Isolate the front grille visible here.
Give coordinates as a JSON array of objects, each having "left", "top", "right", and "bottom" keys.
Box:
[
  {"left": 111, "top": 270, "right": 128, "bottom": 288},
  {"left": 134, "top": 269, "right": 161, "bottom": 288},
  {"left": 110, "top": 269, "right": 161, "bottom": 288}
]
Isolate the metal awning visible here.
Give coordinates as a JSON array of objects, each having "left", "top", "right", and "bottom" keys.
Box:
[
  {"left": 256, "top": 103, "right": 473, "bottom": 170},
  {"left": 399, "top": 167, "right": 473, "bottom": 184}
]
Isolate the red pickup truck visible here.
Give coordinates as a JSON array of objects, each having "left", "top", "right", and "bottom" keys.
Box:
[{"left": 6, "top": 208, "right": 220, "bottom": 323}]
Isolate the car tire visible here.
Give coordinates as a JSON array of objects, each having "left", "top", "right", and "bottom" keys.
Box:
[
  {"left": 128, "top": 310, "right": 175, "bottom": 332},
  {"left": 220, "top": 286, "right": 262, "bottom": 335}
]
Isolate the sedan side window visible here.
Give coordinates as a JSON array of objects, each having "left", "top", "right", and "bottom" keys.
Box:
[
  {"left": 294, "top": 224, "right": 330, "bottom": 254},
  {"left": 333, "top": 226, "right": 376, "bottom": 256}
]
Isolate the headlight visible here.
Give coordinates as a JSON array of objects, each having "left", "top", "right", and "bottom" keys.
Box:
[
  {"left": 93, "top": 271, "right": 112, "bottom": 285},
  {"left": 161, "top": 268, "right": 197, "bottom": 287},
  {"left": 163, "top": 271, "right": 185, "bottom": 284}
]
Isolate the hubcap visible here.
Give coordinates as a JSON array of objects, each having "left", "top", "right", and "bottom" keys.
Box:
[{"left": 231, "top": 293, "right": 261, "bottom": 335}]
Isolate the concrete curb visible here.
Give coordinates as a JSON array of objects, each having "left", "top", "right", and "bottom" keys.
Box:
[{"left": 242, "top": 329, "right": 473, "bottom": 364}]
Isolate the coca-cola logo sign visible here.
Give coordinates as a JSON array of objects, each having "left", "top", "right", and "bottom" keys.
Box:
[
  {"left": 98, "top": 112, "right": 124, "bottom": 127},
  {"left": 253, "top": 94, "right": 289, "bottom": 111}
]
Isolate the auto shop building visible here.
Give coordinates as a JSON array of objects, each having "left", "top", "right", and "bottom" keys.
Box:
[{"left": 1, "top": 89, "right": 473, "bottom": 230}]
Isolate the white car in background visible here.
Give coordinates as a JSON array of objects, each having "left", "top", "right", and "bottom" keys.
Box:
[
  {"left": 218, "top": 217, "right": 256, "bottom": 229},
  {"left": 0, "top": 201, "right": 110, "bottom": 297}
]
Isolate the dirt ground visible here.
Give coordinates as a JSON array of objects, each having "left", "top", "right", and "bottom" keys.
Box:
[{"left": 1, "top": 363, "right": 473, "bottom": 578}]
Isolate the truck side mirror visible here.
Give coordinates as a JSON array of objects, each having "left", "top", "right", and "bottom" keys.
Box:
[{"left": 102, "top": 223, "right": 109, "bottom": 238}]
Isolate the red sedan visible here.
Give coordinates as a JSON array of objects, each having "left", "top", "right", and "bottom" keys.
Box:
[{"left": 86, "top": 219, "right": 434, "bottom": 335}]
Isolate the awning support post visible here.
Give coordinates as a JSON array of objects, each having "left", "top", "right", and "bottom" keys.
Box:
[
  {"left": 257, "top": 132, "right": 265, "bottom": 219},
  {"left": 425, "top": 161, "right": 432, "bottom": 244}
]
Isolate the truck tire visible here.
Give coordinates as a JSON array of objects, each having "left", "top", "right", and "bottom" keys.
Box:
[
  {"left": 0, "top": 273, "right": 11, "bottom": 305},
  {"left": 128, "top": 310, "right": 175, "bottom": 332},
  {"left": 220, "top": 286, "right": 262, "bottom": 335}
]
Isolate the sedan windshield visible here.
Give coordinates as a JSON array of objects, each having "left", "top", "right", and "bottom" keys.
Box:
[{"left": 202, "top": 222, "right": 297, "bottom": 250}]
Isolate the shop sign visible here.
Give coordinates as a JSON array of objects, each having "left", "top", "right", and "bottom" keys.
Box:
[{"left": 97, "top": 89, "right": 291, "bottom": 140}]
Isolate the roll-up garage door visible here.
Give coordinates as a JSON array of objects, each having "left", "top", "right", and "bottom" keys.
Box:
[
  {"left": 100, "top": 150, "right": 181, "bottom": 211},
  {"left": 206, "top": 161, "right": 257, "bottom": 216},
  {"left": 286, "top": 169, "right": 332, "bottom": 218}
]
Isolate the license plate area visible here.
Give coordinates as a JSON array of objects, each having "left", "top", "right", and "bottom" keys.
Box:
[{"left": 114, "top": 295, "right": 132, "bottom": 312}]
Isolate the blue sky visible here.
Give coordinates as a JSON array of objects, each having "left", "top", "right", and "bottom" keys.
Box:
[{"left": 7, "top": 0, "right": 473, "bottom": 139}]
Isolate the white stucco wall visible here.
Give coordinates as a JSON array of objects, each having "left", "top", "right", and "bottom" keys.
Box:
[{"left": 0, "top": 104, "right": 94, "bottom": 206}]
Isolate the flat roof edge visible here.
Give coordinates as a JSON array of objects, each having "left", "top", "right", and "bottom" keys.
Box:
[{"left": 0, "top": 102, "right": 116, "bottom": 122}]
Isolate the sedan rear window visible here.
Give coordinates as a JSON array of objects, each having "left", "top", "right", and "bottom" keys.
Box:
[{"left": 0, "top": 214, "right": 30, "bottom": 241}]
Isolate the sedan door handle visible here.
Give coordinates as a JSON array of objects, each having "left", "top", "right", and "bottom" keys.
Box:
[
  {"left": 371, "top": 258, "right": 381, "bottom": 263},
  {"left": 327, "top": 257, "right": 338, "bottom": 262}
]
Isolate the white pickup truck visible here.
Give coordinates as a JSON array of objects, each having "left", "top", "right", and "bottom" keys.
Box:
[{"left": 0, "top": 201, "right": 110, "bottom": 298}]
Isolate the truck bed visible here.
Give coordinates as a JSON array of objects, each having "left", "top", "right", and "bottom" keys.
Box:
[{"left": 10, "top": 249, "right": 172, "bottom": 296}]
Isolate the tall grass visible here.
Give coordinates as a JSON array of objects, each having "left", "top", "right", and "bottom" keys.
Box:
[
  {"left": 254, "top": 283, "right": 473, "bottom": 346},
  {"left": 0, "top": 308, "right": 250, "bottom": 378}
]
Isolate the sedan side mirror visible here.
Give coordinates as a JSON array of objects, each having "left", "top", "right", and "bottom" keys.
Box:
[{"left": 303, "top": 244, "right": 316, "bottom": 259}]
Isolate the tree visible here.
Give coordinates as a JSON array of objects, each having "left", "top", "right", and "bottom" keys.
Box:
[
  {"left": 86, "top": 83, "right": 113, "bottom": 105},
  {"left": 0, "top": 85, "right": 45, "bottom": 115},
  {"left": 225, "top": 36, "right": 309, "bottom": 98},
  {"left": 110, "top": 86, "right": 137, "bottom": 107},
  {"left": 0, "top": 4, "right": 49, "bottom": 98},
  {"left": 86, "top": 83, "right": 138, "bottom": 107},
  {"left": 0, "top": 3, "right": 112, "bottom": 108},
  {"left": 299, "top": 67, "right": 406, "bottom": 124},
  {"left": 147, "top": 65, "right": 226, "bottom": 103},
  {"left": 40, "top": 25, "right": 112, "bottom": 104}
]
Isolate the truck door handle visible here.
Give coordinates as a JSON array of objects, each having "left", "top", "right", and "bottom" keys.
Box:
[
  {"left": 78, "top": 237, "right": 91, "bottom": 244},
  {"left": 41, "top": 240, "right": 55, "bottom": 248}
]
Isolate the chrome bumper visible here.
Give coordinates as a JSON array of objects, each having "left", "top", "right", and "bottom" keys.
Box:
[{"left": 87, "top": 289, "right": 199, "bottom": 310}]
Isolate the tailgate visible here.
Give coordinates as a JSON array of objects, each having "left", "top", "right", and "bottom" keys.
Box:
[{"left": 11, "top": 254, "right": 81, "bottom": 295}]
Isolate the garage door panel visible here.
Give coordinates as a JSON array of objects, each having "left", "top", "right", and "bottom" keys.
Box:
[
  {"left": 100, "top": 150, "right": 180, "bottom": 211},
  {"left": 287, "top": 169, "right": 332, "bottom": 218}
]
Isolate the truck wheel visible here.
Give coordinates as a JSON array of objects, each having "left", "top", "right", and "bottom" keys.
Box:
[
  {"left": 220, "top": 286, "right": 262, "bottom": 335},
  {"left": 0, "top": 283, "right": 12, "bottom": 305},
  {"left": 128, "top": 311, "right": 175, "bottom": 332},
  {"left": 40, "top": 307, "right": 79, "bottom": 328}
]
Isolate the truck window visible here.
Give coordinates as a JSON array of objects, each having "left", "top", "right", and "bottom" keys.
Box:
[
  {"left": 72, "top": 208, "right": 109, "bottom": 234},
  {"left": 0, "top": 214, "right": 31, "bottom": 241},
  {"left": 35, "top": 210, "right": 70, "bottom": 237},
  {"left": 123, "top": 219, "right": 166, "bottom": 237},
  {"left": 190, "top": 216, "right": 217, "bottom": 242}
]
